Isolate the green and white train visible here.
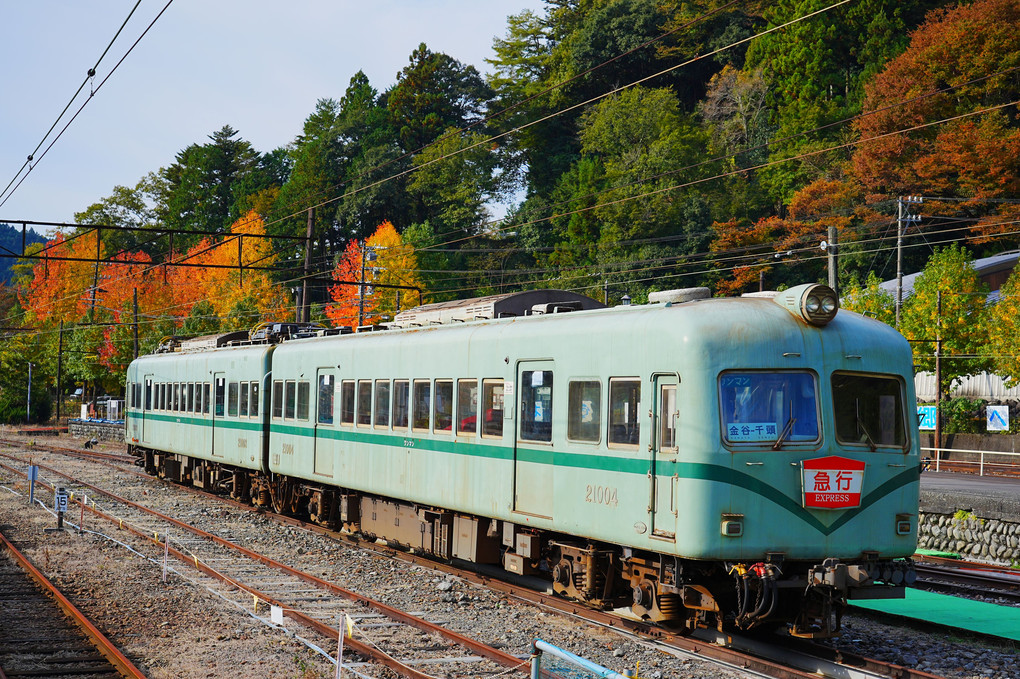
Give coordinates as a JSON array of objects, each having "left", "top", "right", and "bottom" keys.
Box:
[{"left": 125, "top": 284, "right": 920, "bottom": 637}]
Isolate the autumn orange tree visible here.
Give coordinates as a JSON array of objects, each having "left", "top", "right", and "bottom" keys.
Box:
[
  {"left": 326, "top": 221, "right": 426, "bottom": 327},
  {"left": 852, "top": 0, "right": 1020, "bottom": 244},
  {"left": 164, "top": 210, "right": 291, "bottom": 330}
]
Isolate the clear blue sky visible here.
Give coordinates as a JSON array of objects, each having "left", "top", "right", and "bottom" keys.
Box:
[{"left": 0, "top": 1, "right": 544, "bottom": 231}]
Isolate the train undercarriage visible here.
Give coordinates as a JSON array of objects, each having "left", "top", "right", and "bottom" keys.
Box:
[{"left": 136, "top": 447, "right": 913, "bottom": 638}]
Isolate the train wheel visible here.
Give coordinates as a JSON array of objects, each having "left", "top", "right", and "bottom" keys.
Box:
[{"left": 270, "top": 477, "right": 294, "bottom": 514}]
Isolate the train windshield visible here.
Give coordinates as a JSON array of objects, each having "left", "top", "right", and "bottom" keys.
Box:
[
  {"left": 719, "top": 371, "right": 819, "bottom": 447},
  {"left": 831, "top": 372, "right": 907, "bottom": 450}
]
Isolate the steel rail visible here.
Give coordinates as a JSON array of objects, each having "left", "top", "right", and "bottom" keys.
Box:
[
  {"left": 0, "top": 529, "right": 146, "bottom": 678},
  {"left": 4, "top": 441, "right": 954, "bottom": 679},
  {"left": 0, "top": 458, "right": 529, "bottom": 678}
]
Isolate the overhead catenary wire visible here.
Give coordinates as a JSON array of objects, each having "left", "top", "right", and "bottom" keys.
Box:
[
  {"left": 0, "top": 1, "right": 144, "bottom": 205},
  {"left": 3, "top": 0, "right": 1015, "bottom": 336},
  {"left": 0, "top": 0, "right": 176, "bottom": 210}
]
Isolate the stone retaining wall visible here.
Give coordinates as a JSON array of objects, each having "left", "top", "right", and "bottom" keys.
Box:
[
  {"left": 67, "top": 419, "right": 125, "bottom": 443},
  {"left": 917, "top": 510, "right": 1020, "bottom": 565}
]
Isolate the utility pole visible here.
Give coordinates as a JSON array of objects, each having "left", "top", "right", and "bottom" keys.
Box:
[
  {"left": 895, "top": 196, "right": 923, "bottom": 327},
  {"left": 358, "top": 243, "right": 376, "bottom": 327},
  {"left": 302, "top": 208, "right": 314, "bottom": 323},
  {"left": 825, "top": 225, "right": 839, "bottom": 298},
  {"left": 27, "top": 362, "right": 33, "bottom": 424},
  {"left": 934, "top": 290, "right": 943, "bottom": 460},
  {"left": 56, "top": 321, "right": 64, "bottom": 422},
  {"left": 133, "top": 288, "right": 139, "bottom": 360}
]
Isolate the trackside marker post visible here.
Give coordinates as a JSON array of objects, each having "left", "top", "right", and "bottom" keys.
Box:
[
  {"left": 46, "top": 487, "right": 69, "bottom": 533},
  {"left": 335, "top": 612, "right": 354, "bottom": 678},
  {"left": 27, "top": 465, "right": 39, "bottom": 504}
]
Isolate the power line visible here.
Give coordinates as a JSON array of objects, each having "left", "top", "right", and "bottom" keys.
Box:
[{"left": 0, "top": 0, "right": 175, "bottom": 209}]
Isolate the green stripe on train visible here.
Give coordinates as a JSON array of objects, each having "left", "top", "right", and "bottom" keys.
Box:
[{"left": 129, "top": 410, "right": 918, "bottom": 534}]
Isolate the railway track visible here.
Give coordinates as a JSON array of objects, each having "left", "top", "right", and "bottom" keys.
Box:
[
  {"left": 0, "top": 527, "right": 145, "bottom": 678},
  {"left": 0, "top": 436, "right": 963, "bottom": 679},
  {"left": 0, "top": 450, "right": 534, "bottom": 679},
  {"left": 913, "top": 556, "right": 1020, "bottom": 604}
]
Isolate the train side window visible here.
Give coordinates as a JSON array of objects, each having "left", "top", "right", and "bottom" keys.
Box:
[
  {"left": 481, "top": 380, "right": 504, "bottom": 438},
  {"left": 195, "top": 383, "right": 202, "bottom": 413},
  {"left": 239, "top": 382, "right": 249, "bottom": 418},
  {"left": 172, "top": 383, "right": 179, "bottom": 411},
  {"left": 228, "top": 382, "right": 239, "bottom": 417},
  {"left": 145, "top": 380, "right": 152, "bottom": 411},
  {"left": 203, "top": 383, "right": 210, "bottom": 414},
  {"left": 567, "top": 380, "right": 601, "bottom": 443},
  {"left": 521, "top": 370, "right": 554, "bottom": 442},
  {"left": 272, "top": 380, "right": 284, "bottom": 419},
  {"left": 412, "top": 380, "right": 430, "bottom": 431},
  {"left": 187, "top": 383, "right": 195, "bottom": 412},
  {"left": 456, "top": 379, "right": 477, "bottom": 437},
  {"left": 374, "top": 380, "right": 390, "bottom": 428},
  {"left": 357, "top": 380, "right": 372, "bottom": 426},
  {"left": 393, "top": 380, "right": 409, "bottom": 429},
  {"left": 608, "top": 378, "right": 640, "bottom": 448},
  {"left": 215, "top": 378, "right": 225, "bottom": 416},
  {"left": 340, "top": 381, "right": 355, "bottom": 425},
  {"left": 434, "top": 379, "right": 453, "bottom": 433},
  {"left": 317, "top": 375, "right": 334, "bottom": 424},
  {"left": 250, "top": 383, "right": 259, "bottom": 416},
  {"left": 285, "top": 381, "right": 297, "bottom": 419},
  {"left": 297, "top": 381, "right": 310, "bottom": 420}
]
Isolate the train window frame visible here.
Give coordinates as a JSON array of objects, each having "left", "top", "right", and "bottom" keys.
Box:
[
  {"left": 831, "top": 372, "right": 908, "bottom": 451},
  {"left": 317, "top": 374, "right": 334, "bottom": 425},
  {"left": 607, "top": 378, "right": 641, "bottom": 449},
  {"left": 285, "top": 381, "right": 297, "bottom": 420},
  {"left": 567, "top": 379, "right": 602, "bottom": 444},
  {"left": 228, "top": 382, "right": 239, "bottom": 417},
  {"left": 250, "top": 382, "right": 260, "bottom": 417},
  {"left": 215, "top": 379, "right": 225, "bottom": 417},
  {"left": 412, "top": 379, "right": 430, "bottom": 432},
  {"left": 374, "top": 380, "right": 391, "bottom": 429},
  {"left": 340, "top": 380, "right": 355, "bottom": 426},
  {"left": 297, "top": 381, "right": 310, "bottom": 421},
  {"left": 172, "top": 383, "right": 179, "bottom": 412},
  {"left": 145, "top": 380, "right": 152, "bottom": 411},
  {"left": 718, "top": 370, "right": 821, "bottom": 449},
  {"left": 520, "top": 370, "right": 554, "bottom": 443},
  {"left": 658, "top": 384, "right": 678, "bottom": 452},
  {"left": 456, "top": 379, "right": 478, "bottom": 437},
  {"left": 434, "top": 379, "right": 453, "bottom": 434},
  {"left": 480, "top": 380, "right": 504, "bottom": 439},
  {"left": 187, "top": 383, "right": 195, "bottom": 413},
  {"left": 357, "top": 380, "right": 373, "bottom": 427},
  {"left": 392, "top": 379, "right": 410, "bottom": 430},
  {"left": 272, "top": 380, "right": 284, "bottom": 419},
  {"left": 239, "top": 382, "right": 249, "bottom": 418},
  {"left": 203, "top": 383, "right": 211, "bottom": 415}
]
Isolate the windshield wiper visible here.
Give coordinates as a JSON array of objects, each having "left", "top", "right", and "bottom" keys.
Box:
[
  {"left": 855, "top": 399, "right": 877, "bottom": 452},
  {"left": 772, "top": 401, "right": 796, "bottom": 450}
]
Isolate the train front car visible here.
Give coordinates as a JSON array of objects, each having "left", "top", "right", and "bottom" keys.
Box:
[{"left": 653, "top": 284, "right": 919, "bottom": 638}]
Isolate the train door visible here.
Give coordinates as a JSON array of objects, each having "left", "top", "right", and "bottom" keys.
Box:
[
  {"left": 211, "top": 373, "right": 226, "bottom": 458},
  {"left": 313, "top": 369, "right": 335, "bottom": 477},
  {"left": 513, "top": 361, "right": 555, "bottom": 519},
  {"left": 649, "top": 374, "right": 679, "bottom": 540}
]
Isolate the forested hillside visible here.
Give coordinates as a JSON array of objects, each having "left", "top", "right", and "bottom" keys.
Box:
[{"left": 3, "top": 0, "right": 1020, "bottom": 411}]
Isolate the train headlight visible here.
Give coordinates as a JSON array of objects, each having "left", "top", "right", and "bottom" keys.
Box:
[{"left": 773, "top": 283, "right": 839, "bottom": 326}]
